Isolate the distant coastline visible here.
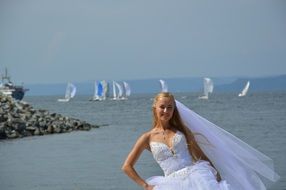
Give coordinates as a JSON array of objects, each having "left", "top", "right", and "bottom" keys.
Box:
[{"left": 25, "top": 74, "right": 286, "bottom": 96}]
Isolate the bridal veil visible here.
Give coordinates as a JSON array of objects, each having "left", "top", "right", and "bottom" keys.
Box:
[{"left": 175, "top": 100, "right": 280, "bottom": 190}]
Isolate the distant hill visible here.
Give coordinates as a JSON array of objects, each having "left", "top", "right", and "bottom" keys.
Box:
[
  {"left": 25, "top": 77, "right": 236, "bottom": 96},
  {"left": 216, "top": 74, "right": 286, "bottom": 92},
  {"left": 126, "top": 77, "right": 237, "bottom": 94},
  {"left": 25, "top": 75, "right": 286, "bottom": 96},
  {"left": 25, "top": 82, "right": 95, "bottom": 96}
]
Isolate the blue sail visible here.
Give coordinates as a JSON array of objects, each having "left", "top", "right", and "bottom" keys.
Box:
[{"left": 97, "top": 82, "right": 103, "bottom": 97}]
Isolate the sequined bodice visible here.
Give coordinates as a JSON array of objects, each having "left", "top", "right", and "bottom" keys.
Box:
[{"left": 150, "top": 131, "right": 193, "bottom": 176}]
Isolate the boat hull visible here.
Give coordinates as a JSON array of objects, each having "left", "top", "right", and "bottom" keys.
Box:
[
  {"left": 0, "top": 86, "right": 27, "bottom": 100},
  {"left": 11, "top": 87, "right": 26, "bottom": 100},
  {"left": 198, "top": 95, "right": 208, "bottom": 100},
  {"left": 57, "top": 98, "right": 70, "bottom": 102}
]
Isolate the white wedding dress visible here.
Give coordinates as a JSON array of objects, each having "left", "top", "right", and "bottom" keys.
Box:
[
  {"left": 147, "top": 131, "right": 230, "bottom": 190},
  {"left": 144, "top": 101, "right": 279, "bottom": 189}
]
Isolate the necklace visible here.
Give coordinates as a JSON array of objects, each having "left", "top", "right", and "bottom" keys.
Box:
[
  {"left": 162, "top": 130, "right": 166, "bottom": 140},
  {"left": 155, "top": 127, "right": 172, "bottom": 142}
]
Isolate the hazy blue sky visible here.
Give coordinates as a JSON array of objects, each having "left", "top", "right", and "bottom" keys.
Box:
[{"left": 1, "top": 0, "right": 286, "bottom": 84}]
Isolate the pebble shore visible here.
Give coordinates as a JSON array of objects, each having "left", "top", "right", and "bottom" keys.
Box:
[{"left": 0, "top": 95, "right": 101, "bottom": 139}]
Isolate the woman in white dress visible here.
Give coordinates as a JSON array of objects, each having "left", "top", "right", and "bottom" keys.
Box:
[{"left": 122, "top": 92, "right": 279, "bottom": 190}]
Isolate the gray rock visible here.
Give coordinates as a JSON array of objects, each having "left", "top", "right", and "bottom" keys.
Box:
[{"left": 0, "top": 94, "right": 101, "bottom": 140}]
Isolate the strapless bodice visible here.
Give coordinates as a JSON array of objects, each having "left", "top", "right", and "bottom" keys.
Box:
[{"left": 149, "top": 131, "right": 193, "bottom": 176}]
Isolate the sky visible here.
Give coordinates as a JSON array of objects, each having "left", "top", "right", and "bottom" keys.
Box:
[{"left": 0, "top": 0, "right": 286, "bottom": 84}]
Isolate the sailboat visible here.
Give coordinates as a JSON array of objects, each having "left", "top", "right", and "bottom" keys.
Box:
[
  {"left": 90, "top": 81, "right": 104, "bottom": 101},
  {"left": 90, "top": 80, "right": 109, "bottom": 101},
  {"left": 122, "top": 81, "right": 131, "bottom": 100},
  {"left": 57, "top": 82, "right": 77, "bottom": 102},
  {"left": 198, "top": 77, "right": 214, "bottom": 100},
  {"left": 159, "top": 79, "right": 168, "bottom": 92},
  {"left": 238, "top": 81, "right": 250, "bottom": 97},
  {"left": 112, "top": 81, "right": 124, "bottom": 100}
]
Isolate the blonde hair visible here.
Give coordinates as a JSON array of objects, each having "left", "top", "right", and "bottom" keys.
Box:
[{"left": 152, "top": 92, "right": 210, "bottom": 162}]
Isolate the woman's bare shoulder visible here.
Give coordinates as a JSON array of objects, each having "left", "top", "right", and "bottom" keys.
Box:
[
  {"left": 137, "top": 129, "right": 160, "bottom": 144},
  {"left": 139, "top": 129, "right": 161, "bottom": 142},
  {"left": 137, "top": 130, "right": 154, "bottom": 151},
  {"left": 146, "top": 129, "right": 161, "bottom": 137},
  {"left": 138, "top": 130, "right": 153, "bottom": 141}
]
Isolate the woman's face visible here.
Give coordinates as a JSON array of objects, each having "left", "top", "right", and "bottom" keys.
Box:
[{"left": 155, "top": 96, "right": 175, "bottom": 122}]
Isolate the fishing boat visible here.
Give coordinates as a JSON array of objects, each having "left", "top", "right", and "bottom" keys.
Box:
[{"left": 0, "top": 68, "right": 29, "bottom": 100}]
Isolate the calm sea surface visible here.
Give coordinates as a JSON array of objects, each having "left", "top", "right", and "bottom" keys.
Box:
[{"left": 0, "top": 92, "right": 285, "bottom": 190}]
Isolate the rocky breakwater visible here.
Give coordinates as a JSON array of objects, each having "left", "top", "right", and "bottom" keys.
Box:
[{"left": 0, "top": 95, "right": 100, "bottom": 139}]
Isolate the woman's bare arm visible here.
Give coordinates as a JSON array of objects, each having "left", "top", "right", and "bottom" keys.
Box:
[{"left": 121, "top": 132, "right": 153, "bottom": 189}]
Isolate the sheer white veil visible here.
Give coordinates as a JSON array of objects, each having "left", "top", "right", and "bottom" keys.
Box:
[{"left": 175, "top": 100, "right": 280, "bottom": 190}]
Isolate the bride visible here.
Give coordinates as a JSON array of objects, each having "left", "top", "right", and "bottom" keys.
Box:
[{"left": 122, "top": 92, "right": 280, "bottom": 190}]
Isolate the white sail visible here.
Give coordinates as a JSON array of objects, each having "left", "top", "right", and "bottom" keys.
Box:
[
  {"left": 94, "top": 81, "right": 99, "bottom": 100},
  {"left": 69, "top": 83, "right": 77, "bottom": 98},
  {"left": 198, "top": 78, "right": 214, "bottom": 100},
  {"left": 58, "top": 82, "right": 76, "bottom": 102},
  {"left": 123, "top": 81, "right": 131, "bottom": 99},
  {"left": 101, "top": 80, "right": 108, "bottom": 100},
  {"left": 238, "top": 81, "right": 250, "bottom": 97},
  {"left": 115, "top": 82, "right": 124, "bottom": 99},
  {"left": 112, "top": 81, "right": 123, "bottom": 100},
  {"left": 159, "top": 79, "right": 168, "bottom": 92},
  {"left": 112, "top": 81, "right": 117, "bottom": 100}
]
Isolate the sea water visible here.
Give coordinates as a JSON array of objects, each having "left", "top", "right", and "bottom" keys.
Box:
[{"left": 0, "top": 92, "right": 285, "bottom": 190}]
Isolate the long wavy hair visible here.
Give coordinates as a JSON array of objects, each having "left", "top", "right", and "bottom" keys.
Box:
[{"left": 152, "top": 92, "right": 210, "bottom": 162}]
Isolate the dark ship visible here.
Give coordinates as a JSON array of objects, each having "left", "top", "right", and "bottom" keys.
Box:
[{"left": 0, "top": 68, "right": 29, "bottom": 100}]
